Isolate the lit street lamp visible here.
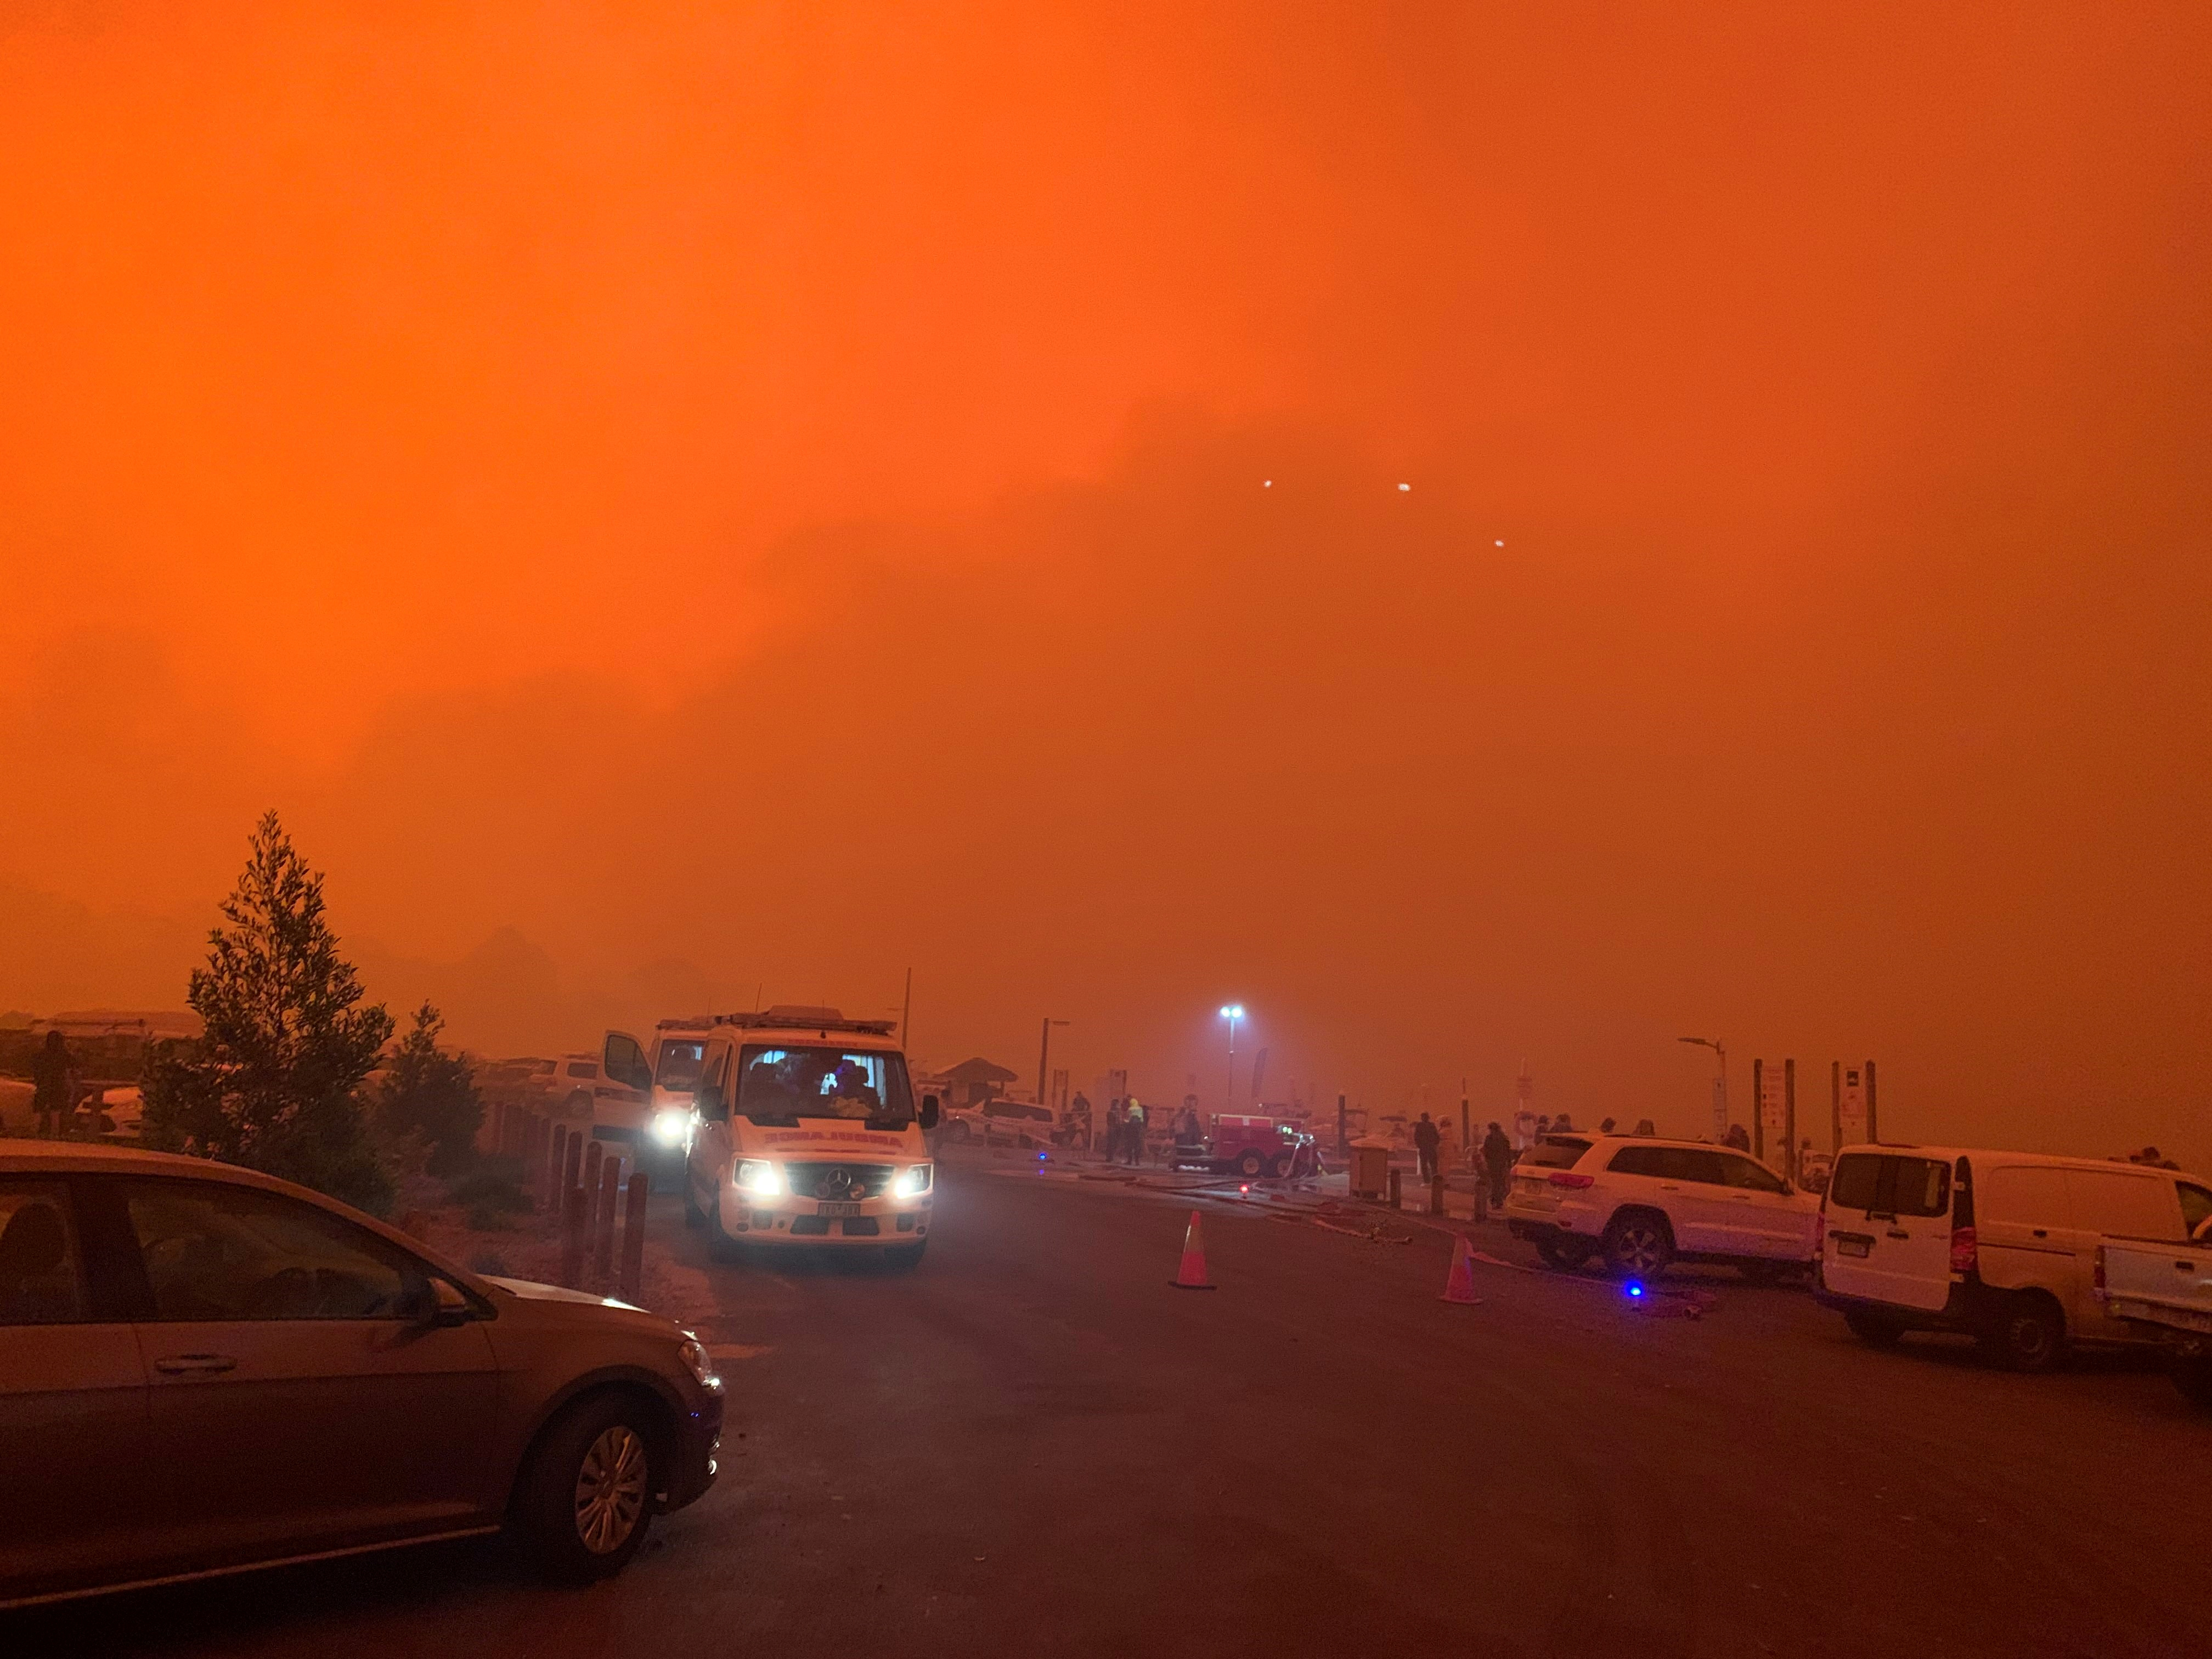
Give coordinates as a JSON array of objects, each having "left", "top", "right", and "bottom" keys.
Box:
[
  {"left": 1218, "top": 1005, "right": 1245, "bottom": 1114},
  {"left": 1678, "top": 1036, "right": 1728, "bottom": 1139}
]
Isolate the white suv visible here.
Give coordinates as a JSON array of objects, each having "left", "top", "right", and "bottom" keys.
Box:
[{"left": 1503, "top": 1132, "right": 1820, "bottom": 1281}]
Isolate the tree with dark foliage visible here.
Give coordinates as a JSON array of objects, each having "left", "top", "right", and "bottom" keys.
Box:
[
  {"left": 378, "top": 1002, "right": 483, "bottom": 1175},
  {"left": 142, "top": 812, "right": 396, "bottom": 1214}
]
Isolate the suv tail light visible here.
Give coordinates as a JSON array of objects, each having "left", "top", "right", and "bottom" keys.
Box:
[
  {"left": 1547, "top": 1171, "right": 1595, "bottom": 1189},
  {"left": 1949, "top": 1225, "right": 1977, "bottom": 1275}
]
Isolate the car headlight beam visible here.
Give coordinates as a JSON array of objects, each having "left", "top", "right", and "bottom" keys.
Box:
[
  {"left": 650, "top": 1108, "right": 690, "bottom": 1147},
  {"left": 736, "top": 1158, "right": 784, "bottom": 1198},
  {"left": 893, "top": 1163, "right": 934, "bottom": 1199}
]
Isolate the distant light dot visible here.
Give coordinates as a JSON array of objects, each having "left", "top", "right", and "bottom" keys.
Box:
[
  {"left": 1263, "top": 479, "right": 1272, "bottom": 488},
  {"left": 1397, "top": 482, "right": 1410, "bottom": 492},
  {"left": 1494, "top": 539, "right": 1504, "bottom": 547}
]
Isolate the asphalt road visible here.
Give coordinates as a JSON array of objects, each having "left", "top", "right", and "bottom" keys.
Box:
[{"left": 14, "top": 1158, "right": 2208, "bottom": 1659}]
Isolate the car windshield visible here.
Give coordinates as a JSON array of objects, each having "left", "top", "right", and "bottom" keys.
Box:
[
  {"left": 655, "top": 1039, "right": 706, "bottom": 1092},
  {"left": 735, "top": 1045, "right": 916, "bottom": 1127}
]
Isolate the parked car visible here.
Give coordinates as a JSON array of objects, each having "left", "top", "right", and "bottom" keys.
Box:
[
  {"left": 942, "top": 1097, "right": 1059, "bottom": 1149},
  {"left": 2097, "top": 1220, "right": 2212, "bottom": 1408},
  {"left": 1503, "top": 1132, "right": 1819, "bottom": 1282},
  {"left": 0, "top": 1143, "right": 723, "bottom": 1610},
  {"left": 1815, "top": 1143, "right": 2212, "bottom": 1372}
]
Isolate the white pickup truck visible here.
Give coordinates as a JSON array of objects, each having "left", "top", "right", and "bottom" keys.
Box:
[{"left": 2096, "top": 1227, "right": 2212, "bottom": 1409}]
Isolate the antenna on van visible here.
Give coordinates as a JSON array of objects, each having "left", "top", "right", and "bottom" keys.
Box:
[{"left": 753, "top": 983, "right": 763, "bottom": 1013}]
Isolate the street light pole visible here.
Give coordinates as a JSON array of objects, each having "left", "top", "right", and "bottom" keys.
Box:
[
  {"left": 1039, "top": 1018, "right": 1070, "bottom": 1107},
  {"left": 1217, "top": 1005, "right": 1244, "bottom": 1114},
  {"left": 1678, "top": 1036, "right": 1728, "bottom": 1139}
]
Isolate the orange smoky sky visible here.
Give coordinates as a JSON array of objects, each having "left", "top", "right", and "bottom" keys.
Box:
[{"left": 3, "top": 5, "right": 2208, "bottom": 1162}]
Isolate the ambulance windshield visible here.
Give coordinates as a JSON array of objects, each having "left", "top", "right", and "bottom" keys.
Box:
[{"left": 734, "top": 1046, "right": 916, "bottom": 1128}]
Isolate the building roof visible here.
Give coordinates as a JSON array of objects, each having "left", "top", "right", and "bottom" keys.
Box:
[{"left": 944, "top": 1056, "right": 1019, "bottom": 1084}]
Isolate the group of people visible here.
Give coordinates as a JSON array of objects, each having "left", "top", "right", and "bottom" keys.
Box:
[
  {"left": 1402, "top": 1114, "right": 1528, "bottom": 1216},
  {"left": 1099, "top": 1098, "right": 1147, "bottom": 1165}
]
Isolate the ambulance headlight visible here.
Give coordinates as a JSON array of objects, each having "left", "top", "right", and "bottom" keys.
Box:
[
  {"left": 650, "top": 1108, "right": 690, "bottom": 1147},
  {"left": 736, "top": 1159, "right": 784, "bottom": 1197},
  {"left": 893, "top": 1163, "right": 934, "bottom": 1199}
]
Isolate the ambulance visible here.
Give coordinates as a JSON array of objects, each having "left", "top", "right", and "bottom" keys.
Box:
[{"left": 675, "top": 1007, "right": 940, "bottom": 1268}]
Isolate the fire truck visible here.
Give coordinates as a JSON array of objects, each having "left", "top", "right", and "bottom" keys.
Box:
[{"left": 1166, "top": 1114, "right": 1323, "bottom": 1180}]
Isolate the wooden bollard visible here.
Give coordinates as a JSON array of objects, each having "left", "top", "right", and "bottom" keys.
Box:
[
  {"left": 594, "top": 1155, "right": 623, "bottom": 1279},
  {"left": 1430, "top": 1173, "right": 1446, "bottom": 1216},
  {"left": 619, "top": 1170, "right": 650, "bottom": 1304},
  {"left": 560, "top": 1183, "right": 588, "bottom": 1289},
  {"left": 548, "top": 1123, "right": 568, "bottom": 1196},
  {"left": 1388, "top": 1167, "right": 1402, "bottom": 1210},
  {"left": 561, "top": 1127, "right": 583, "bottom": 1197},
  {"left": 581, "top": 1138, "right": 604, "bottom": 1245},
  {"left": 522, "top": 1113, "right": 543, "bottom": 1184}
]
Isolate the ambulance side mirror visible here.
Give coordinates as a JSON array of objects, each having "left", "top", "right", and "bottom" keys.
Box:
[
  {"left": 697, "top": 1080, "right": 728, "bottom": 1122},
  {"left": 919, "top": 1093, "right": 940, "bottom": 1131}
]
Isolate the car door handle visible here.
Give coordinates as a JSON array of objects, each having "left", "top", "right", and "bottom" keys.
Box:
[
  {"left": 1658, "top": 1183, "right": 1681, "bottom": 1191},
  {"left": 154, "top": 1353, "right": 238, "bottom": 1375},
  {"left": 1886, "top": 1229, "right": 1910, "bottom": 1240},
  {"left": 2032, "top": 1228, "right": 2049, "bottom": 1238}
]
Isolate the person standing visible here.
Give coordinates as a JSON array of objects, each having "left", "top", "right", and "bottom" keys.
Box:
[
  {"left": 1469, "top": 1141, "right": 1491, "bottom": 1223},
  {"left": 1122, "top": 1098, "right": 1147, "bottom": 1166},
  {"left": 1103, "top": 1099, "right": 1125, "bottom": 1164},
  {"left": 1483, "top": 1121, "right": 1514, "bottom": 1210},
  {"left": 1413, "top": 1112, "right": 1440, "bottom": 1182}
]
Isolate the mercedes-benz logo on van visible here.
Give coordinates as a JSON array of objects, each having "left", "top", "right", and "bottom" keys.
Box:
[{"left": 817, "top": 1169, "right": 855, "bottom": 1200}]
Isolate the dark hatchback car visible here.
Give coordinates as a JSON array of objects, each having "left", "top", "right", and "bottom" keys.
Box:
[{"left": 1, "top": 1143, "right": 722, "bottom": 1610}]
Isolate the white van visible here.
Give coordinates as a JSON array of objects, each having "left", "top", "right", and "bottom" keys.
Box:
[
  {"left": 1815, "top": 1143, "right": 2212, "bottom": 1371},
  {"left": 677, "top": 1007, "right": 940, "bottom": 1268}
]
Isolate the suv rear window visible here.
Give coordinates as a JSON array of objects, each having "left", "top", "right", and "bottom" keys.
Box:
[
  {"left": 1827, "top": 1153, "right": 1950, "bottom": 1218},
  {"left": 1520, "top": 1136, "right": 1593, "bottom": 1170}
]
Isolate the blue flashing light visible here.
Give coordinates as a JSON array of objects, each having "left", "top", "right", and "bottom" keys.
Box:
[{"left": 1625, "top": 1282, "right": 1645, "bottom": 1300}]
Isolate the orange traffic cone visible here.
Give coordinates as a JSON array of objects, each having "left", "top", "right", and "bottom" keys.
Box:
[
  {"left": 1438, "top": 1233, "right": 1482, "bottom": 1305},
  {"left": 1170, "top": 1210, "right": 1216, "bottom": 1289}
]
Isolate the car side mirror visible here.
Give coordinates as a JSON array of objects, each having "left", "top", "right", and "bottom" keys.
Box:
[
  {"left": 919, "top": 1093, "right": 940, "bottom": 1131},
  {"left": 697, "top": 1080, "right": 728, "bottom": 1122},
  {"left": 407, "top": 1277, "right": 472, "bottom": 1328}
]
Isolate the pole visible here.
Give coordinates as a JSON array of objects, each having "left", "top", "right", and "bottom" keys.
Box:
[
  {"left": 1784, "top": 1058, "right": 1797, "bottom": 1185},
  {"left": 582, "top": 1139, "right": 604, "bottom": 1246},
  {"left": 1866, "top": 1059, "right": 1880, "bottom": 1143},
  {"left": 619, "top": 1171, "right": 650, "bottom": 1303},
  {"left": 901, "top": 966, "right": 912, "bottom": 1045},
  {"left": 1038, "top": 1017, "right": 1050, "bottom": 1105},
  {"left": 1459, "top": 1079, "right": 1470, "bottom": 1163},
  {"left": 1832, "top": 1060, "right": 1842, "bottom": 1155},
  {"left": 1751, "top": 1059, "right": 1764, "bottom": 1166},
  {"left": 593, "top": 1154, "right": 623, "bottom": 1279},
  {"left": 1714, "top": 1041, "right": 1728, "bottom": 1141},
  {"left": 1226, "top": 1012, "right": 1238, "bottom": 1115},
  {"left": 1337, "top": 1092, "right": 1348, "bottom": 1156}
]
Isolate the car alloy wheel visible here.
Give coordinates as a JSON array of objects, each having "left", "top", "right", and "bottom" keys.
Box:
[
  {"left": 573, "top": 1425, "right": 650, "bottom": 1555},
  {"left": 1609, "top": 1217, "right": 1669, "bottom": 1277}
]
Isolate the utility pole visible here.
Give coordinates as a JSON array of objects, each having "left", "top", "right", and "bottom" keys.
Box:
[
  {"left": 900, "top": 967, "right": 912, "bottom": 1046},
  {"left": 1037, "top": 1017, "right": 1069, "bottom": 1104}
]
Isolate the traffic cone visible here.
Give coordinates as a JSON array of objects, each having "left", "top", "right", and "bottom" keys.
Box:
[
  {"left": 1170, "top": 1210, "right": 1216, "bottom": 1290},
  {"left": 1438, "top": 1233, "right": 1482, "bottom": 1306}
]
